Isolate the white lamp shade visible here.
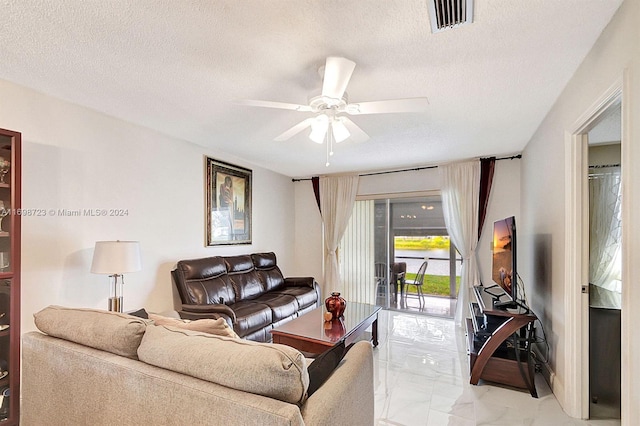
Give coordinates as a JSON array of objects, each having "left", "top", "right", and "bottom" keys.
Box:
[
  {"left": 309, "top": 114, "right": 329, "bottom": 143},
  {"left": 90, "top": 241, "right": 142, "bottom": 274},
  {"left": 331, "top": 118, "right": 350, "bottom": 143}
]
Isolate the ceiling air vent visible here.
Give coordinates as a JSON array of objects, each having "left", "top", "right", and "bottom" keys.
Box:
[{"left": 427, "top": 0, "right": 474, "bottom": 33}]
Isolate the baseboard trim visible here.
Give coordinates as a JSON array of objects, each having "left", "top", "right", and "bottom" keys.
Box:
[{"left": 533, "top": 346, "right": 555, "bottom": 388}]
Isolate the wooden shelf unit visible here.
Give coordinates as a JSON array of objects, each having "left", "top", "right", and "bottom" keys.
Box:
[
  {"left": 466, "top": 285, "right": 538, "bottom": 397},
  {"left": 0, "top": 128, "right": 21, "bottom": 424}
]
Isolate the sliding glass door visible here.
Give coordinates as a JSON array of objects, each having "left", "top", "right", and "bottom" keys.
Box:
[{"left": 339, "top": 194, "right": 460, "bottom": 313}]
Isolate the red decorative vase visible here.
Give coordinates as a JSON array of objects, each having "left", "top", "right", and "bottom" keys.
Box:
[
  {"left": 325, "top": 292, "right": 346, "bottom": 319},
  {"left": 324, "top": 318, "right": 346, "bottom": 342}
]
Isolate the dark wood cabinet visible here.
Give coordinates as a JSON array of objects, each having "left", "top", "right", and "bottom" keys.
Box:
[
  {"left": 466, "top": 285, "right": 537, "bottom": 397},
  {"left": 0, "top": 128, "right": 21, "bottom": 424}
]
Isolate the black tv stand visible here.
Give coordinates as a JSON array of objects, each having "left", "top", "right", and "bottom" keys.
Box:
[
  {"left": 482, "top": 286, "right": 529, "bottom": 312},
  {"left": 482, "top": 285, "right": 506, "bottom": 300},
  {"left": 494, "top": 298, "right": 531, "bottom": 313},
  {"left": 493, "top": 300, "right": 519, "bottom": 310}
]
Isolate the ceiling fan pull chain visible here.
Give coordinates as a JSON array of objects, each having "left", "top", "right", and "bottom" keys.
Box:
[
  {"left": 329, "top": 128, "right": 334, "bottom": 157},
  {"left": 325, "top": 130, "right": 331, "bottom": 167}
]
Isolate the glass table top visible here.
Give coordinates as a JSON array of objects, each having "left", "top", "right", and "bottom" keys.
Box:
[{"left": 271, "top": 302, "right": 381, "bottom": 344}]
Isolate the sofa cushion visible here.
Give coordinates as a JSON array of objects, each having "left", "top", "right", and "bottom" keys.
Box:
[
  {"left": 271, "top": 286, "right": 318, "bottom": 310},
  {"left": 225, "top": 255, "right": 267, "bottom": 300},
  {"left": 138, "top": 325, "right": 309, "bottom": 404},
  {"left": 252, "top": 293, "right": 299, "bottom": 322},
  {"left": 177, "top": 256, "right": 227, "bottom": 280},
  {"left": 229, "top": 271, "right": 264, "bottom": 300},
  {"left": 251, "top": 252, "right": 286, "bottom": 291},
  {"left": 148, "top": 313, "right": 239, "bottom": 338},
  {"left": 231, "top": 301, "right": 273, "bottom": 337},
  {"left": 225, "top": 254, "right": 254, "bottom": 273},
  {"left": 251, "top": 252, "right": 277, "bottom": 269},
  {"left": 33, "top": 305, "right": 147, "bottom": 359},
  {"left": 256, "top": 268, "right": 286, "bottom": 292},
  {"left": 174, "top": 257, "right": 237, "bottom": 305}
]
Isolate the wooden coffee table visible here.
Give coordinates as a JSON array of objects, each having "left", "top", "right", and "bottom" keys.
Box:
[{"left": 271, "top": 302, "right": 381, "bottom": 354}]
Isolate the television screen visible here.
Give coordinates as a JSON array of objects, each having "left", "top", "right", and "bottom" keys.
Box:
[{"left": 492, "top": 216, "right": 516, "bottom": 300}]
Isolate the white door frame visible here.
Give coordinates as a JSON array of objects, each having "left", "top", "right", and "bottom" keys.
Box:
[{"left": 564, "top": 74, "right": 626, "bottom": 419}]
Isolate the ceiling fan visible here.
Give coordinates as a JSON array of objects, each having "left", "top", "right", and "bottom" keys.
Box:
[{"left": 239, "top": 57, "right": 429, "bottom": 165}]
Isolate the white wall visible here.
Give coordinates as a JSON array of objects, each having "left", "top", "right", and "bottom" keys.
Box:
[
  {"left": 520, "top": 0, "right": 639, "bottom": 419},
  {"left": 477, "top": 159, "right": 521, "bottom": 287},
  {"left": 0, "top": 79, "right": 296, "bottom": 333}
]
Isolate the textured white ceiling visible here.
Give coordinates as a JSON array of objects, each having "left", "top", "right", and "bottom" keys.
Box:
[{"left": 0, "top": 0, "right": 623, "bottom": 177}]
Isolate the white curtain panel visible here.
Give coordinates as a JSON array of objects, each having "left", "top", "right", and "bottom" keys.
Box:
[
  {"left": 320, "top": 174, "right": 360, "bottom": 298},
  {"left": 440, "top": 160, "right": 481, "bottom": 326},
  {"left": 589, "top": 170, "right": 622, "bottom": 309}
]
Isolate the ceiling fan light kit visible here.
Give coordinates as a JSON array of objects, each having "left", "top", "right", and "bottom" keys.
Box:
[
  {"left": 331, "top": 118, "right": 350, "bottom": 143},
  {"left": 240, "top": 56, "right": 428, "bottom": 166},
  {"left": 309, "top": 114, "right": 329, "bottom": 144}
]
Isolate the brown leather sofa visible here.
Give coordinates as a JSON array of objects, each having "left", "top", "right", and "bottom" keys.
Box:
[{"left": 172, "top": 252, "right": 320, "bottom": 342}]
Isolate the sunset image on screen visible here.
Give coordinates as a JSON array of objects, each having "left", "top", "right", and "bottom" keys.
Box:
[{"left": 492, "top": 218, "right": 513, "bottom": 294}]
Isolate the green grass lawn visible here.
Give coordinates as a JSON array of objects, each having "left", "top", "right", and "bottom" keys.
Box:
[
  {"left": 404, "top": 273, "right": 460, "bottom": 297},
  {"left": 395, "top": 236, "right": 451, "bottom": 251}
]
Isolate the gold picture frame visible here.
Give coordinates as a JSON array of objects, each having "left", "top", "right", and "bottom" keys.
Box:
[{"left": 205, "top": 157, "right": 252, "bottom": 246}]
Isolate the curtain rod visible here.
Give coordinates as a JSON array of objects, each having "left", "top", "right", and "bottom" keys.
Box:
[
  {"left": 588, "top": 163, "right": 620, "bottom": 169},
  {"left": 291, "top": 154, "right": 522, "bottom": 182}
]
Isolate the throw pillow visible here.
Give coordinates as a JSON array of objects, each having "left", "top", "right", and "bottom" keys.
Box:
[
  {"left": 148, "top": 313, "right": 239, "bottom": 339},
  {"left": 33, "top": 305, "right": 148, "bottom": 359},
  {"left": 307, "top": 341, "right": 349, "bottom": 397},
  {"left": 127, "top": 308, "right": 149, "bottom": 319}
]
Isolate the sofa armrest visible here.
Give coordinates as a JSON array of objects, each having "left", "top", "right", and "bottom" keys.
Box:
[
  {"left": 179, "top": 304, "right": 237, "bottom": 324},
  {"left": 284, "top": 277, "right": 317, "bottom": 288},
  {"left": 301, "top": 341, "right": 374, "bottom": 426}
]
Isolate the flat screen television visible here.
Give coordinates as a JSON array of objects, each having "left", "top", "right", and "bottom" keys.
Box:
[{"left": 490, "top": 216, "right": 518, "bottom": 308}]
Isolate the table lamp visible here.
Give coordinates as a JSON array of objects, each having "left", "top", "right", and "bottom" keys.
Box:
[{"left": 90, "top": 240, "right": 141, "bottom": 312}]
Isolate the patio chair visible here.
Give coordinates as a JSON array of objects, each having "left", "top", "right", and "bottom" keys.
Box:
[
  {"left": 374, "top": 262, "right": 388, "bottom": 303},
  {"left": 404, "top": 259, "right": 427, "bottom": 309}
]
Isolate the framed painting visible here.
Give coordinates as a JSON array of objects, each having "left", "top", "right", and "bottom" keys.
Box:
[{"left": 205, "top": 157, "right": 252, "bottom": 246}]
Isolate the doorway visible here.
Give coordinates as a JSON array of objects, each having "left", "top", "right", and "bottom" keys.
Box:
[
  {"left": 587, "top": 104, "right": 621, "bottom": 420},
  {"left": 565, "top": 81, "right": 625, "bottom": 420}
]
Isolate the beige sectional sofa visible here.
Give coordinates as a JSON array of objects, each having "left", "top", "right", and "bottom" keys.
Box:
[{"left": 21, "top": 306, "right": 374, "bottom": 425}]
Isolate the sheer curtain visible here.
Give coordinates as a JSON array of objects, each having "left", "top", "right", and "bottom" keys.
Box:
[
  {"left": 319, "top": 175, "right": 360, "bottom": 298},
  {"left": 440, "top": 160, "right": 481, "bottom": 326},
  {"left": 589, "top": 168, "right": 622, "bottom": 309}
]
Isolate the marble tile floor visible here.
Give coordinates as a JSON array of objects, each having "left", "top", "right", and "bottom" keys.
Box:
[
  {"left": 387, "top": 294, "right": 457, "bottom": 318},
  {"left": 372, "top": 310, "right": 621, "bottom": 426}
]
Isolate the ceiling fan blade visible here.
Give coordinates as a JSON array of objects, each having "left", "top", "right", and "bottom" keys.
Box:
[
  {"left": 237, "top": 99, "right": 312, "bottom": 112},
  {"left": 322, "top": 57, "right": 356, "bottom": 101},
  {"left": 274, "top": 118, "right": 314, "bottom": 141},
  {"left": 341, "top": 117, "right": 370, "bottom": 143},
  {"left": 345, "top": 97, "right": 429, "bottom": 115}
]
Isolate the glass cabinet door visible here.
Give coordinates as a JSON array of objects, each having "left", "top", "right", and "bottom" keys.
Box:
[
  {"left": 0, "top": 129, "right": 20, "bottom": 425},
  {"left": 0, "top": 142, "right": 11, "bottom": 274},
  {"left": 0, "top": 278, "right": 11, "bottom": 421}
]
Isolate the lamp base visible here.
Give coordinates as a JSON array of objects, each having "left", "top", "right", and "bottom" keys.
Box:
[{"left": 108, "top": 296, "right": 123, "bottom": 312}]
